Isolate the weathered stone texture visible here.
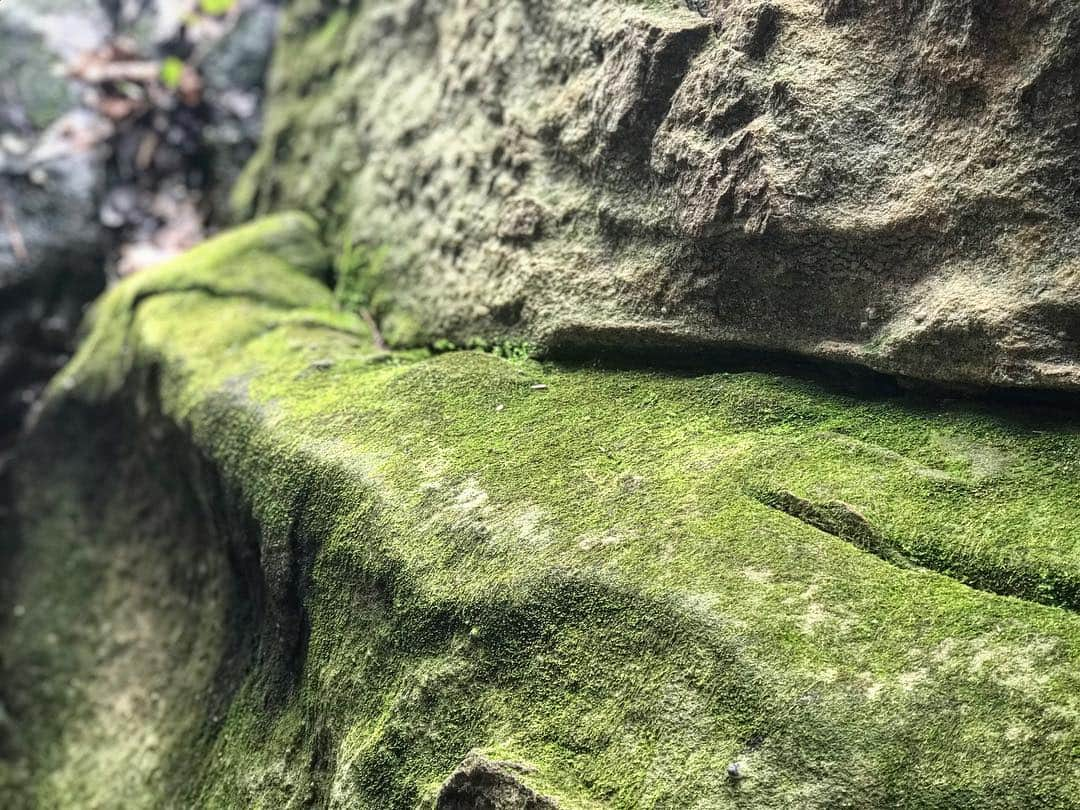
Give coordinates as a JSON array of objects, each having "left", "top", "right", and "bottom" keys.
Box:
[{"left": 238, "top": 0, "right": 1080, "bottom": 390}]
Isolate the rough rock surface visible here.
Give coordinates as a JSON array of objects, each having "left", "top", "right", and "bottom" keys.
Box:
[
  {"left": 3, "top": 215, "right": 1080, "bottom": 807},
  {"left": 239, "top": 0, "right": 1080, "bottom": 391}
]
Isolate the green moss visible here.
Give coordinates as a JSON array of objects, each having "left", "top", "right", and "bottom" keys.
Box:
[{"left": 7, "top": 216, "right": 1080, "bottom": 808}]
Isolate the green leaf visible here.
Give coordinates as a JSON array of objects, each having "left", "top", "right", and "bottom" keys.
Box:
[
  {"left": 160, "top": 57, "right": 185, "bottom": 90},
  {"left": 199, "top": 0, "right": 236, "bottom": 15}
]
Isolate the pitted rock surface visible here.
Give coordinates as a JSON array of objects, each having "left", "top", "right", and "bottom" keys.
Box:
[{"left": 239, "top": 0, "right": 1080, "bottom": 390}]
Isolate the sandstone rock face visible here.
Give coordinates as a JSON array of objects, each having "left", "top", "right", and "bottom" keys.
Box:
[{"left": 239, "top": 0, "right": 1080, "bottom": 390}]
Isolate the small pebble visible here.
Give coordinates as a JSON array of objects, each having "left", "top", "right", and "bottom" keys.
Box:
[
  {"left": 1, "top": 134, "right": 28, "bottom": 155},
  {"left": 495, "top": 403, "right": 505, "bottom": 412}
]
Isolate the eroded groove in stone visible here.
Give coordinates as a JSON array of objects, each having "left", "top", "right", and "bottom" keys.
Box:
[
  {"left": 755, "top": 488, "right": 1080, "bottom": 614},
  {"left": 755, "top": 489, "right": 915, "bottom": 569}
]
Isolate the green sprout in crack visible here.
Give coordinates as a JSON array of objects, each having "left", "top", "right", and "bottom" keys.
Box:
[{"left": 334, "top": 235, "right": 388, "bottom": 313}]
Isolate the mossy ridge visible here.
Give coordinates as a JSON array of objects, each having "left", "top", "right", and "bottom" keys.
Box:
[{"left": 15, "top": 215, "right": 1080, "bottom": 807}]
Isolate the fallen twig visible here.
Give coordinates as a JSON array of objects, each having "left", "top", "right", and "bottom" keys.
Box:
[
  {"left": 359, "top": 308, "right": 389, "bottom": 352},
  {"left": 0, "top": 200, "right": 29, "bottom": 264}
]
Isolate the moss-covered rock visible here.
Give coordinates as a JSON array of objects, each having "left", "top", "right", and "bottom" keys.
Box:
[{"left": 3, "top": 215, "right": 1080, "bottom": 808}]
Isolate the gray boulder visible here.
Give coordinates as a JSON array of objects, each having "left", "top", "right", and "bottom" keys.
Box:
[{"left": 0, "top": 2, "right": 110, "bottom": 438}]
